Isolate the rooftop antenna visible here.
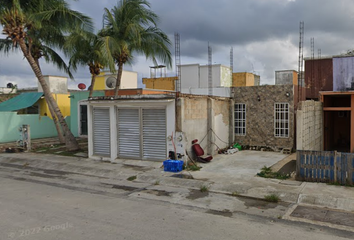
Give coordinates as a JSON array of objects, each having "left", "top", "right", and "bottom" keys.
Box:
[
  {"left": 230, "top": 46, "right": 234, "bottom": 89},
  {"left": 207, "top": 42, "right": 213, "bottom": 155},
  {"left": 318, "top": 49, "right": 321, "bottom": 59},
  {"left": 174, "top": 32, "right": 181, "bottom": 93},
  {"left": 311, "top": 37, "right": 315, "bottom": 97},
  {"left": 174, "top": 32, "right": 181, "bottom": 132},
  {"left": 297, "top": 21, "right": 304, "bottom": 107},
  {"left": 208, "top": 43, "right": 213, "bottom": 96}
]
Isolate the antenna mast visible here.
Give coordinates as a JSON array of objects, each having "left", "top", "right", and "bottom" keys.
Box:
[
  {"left": 297, "top": 21, "right": 304, "bottom": 105},
  {"left": 174, "top": 33, "right": 181, "bottom": 93}
]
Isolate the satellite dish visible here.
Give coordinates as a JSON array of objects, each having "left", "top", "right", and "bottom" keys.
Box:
[
  {"left": 78, "top": 83, "right": 86, "bottom": 90},
  {"left": 106, "top": 76, "right": 116, "bottom": 88}
]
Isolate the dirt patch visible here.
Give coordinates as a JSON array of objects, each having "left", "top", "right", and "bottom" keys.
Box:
[
  {"left": 101, "top": 183, "right": 140, "bottom": 192},
  {"left": 291, "top": 205, "right": 354, "bottom": 227},
  {"left": 29, "top": 172, "right": 66, "bottom": 179},
  {"left": 206, "top": 209, "right": 233, "bottom": 218},
  {"left": 170, "top": 173, "right": 194, "bottom": 179},
  {"left": 277, "top": 160, "right": 296, "bottom": 175},
  {"left": 235, "top": 195, "right": 289, "bottom": 209},
  {"left": 186, "top": 189, "right": 209, "bottom": 200},
  {"left": 141, "top": 189, "right": 171, "bottom": 197},
  {"left": 122, "top": 164, "right": 152, "bottom": 171}
]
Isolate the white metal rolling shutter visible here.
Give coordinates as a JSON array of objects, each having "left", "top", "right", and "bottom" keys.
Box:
[
  {"left": 117, "top": 109, "right": 140, "bottom": 158},
  {"left": 142, "top": 109, "right": 166, "bottom": 160},
  {"left": 93, "top": 108, "right": 110, "bottom": 156}
]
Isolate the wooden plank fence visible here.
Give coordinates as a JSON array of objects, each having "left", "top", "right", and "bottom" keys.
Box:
[{"left": 297, "top": 150, "right": 354, "bottom": 185}]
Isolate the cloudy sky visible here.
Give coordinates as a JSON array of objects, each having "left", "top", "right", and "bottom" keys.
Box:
[{"left": 1, "top": 0, "right": 354, "bottom": 90}]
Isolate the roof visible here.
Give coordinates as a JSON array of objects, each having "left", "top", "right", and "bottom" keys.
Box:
[{"left": 0, "top": 92, "right": 43, "bottom": 112}]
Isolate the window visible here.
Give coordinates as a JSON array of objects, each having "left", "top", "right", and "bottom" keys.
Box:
[
  {"left": 274, "top": 103, "right": 289, "bottom": 138},
  {"left": 234, "top": 103, "right": 246, "bottom": 136}
]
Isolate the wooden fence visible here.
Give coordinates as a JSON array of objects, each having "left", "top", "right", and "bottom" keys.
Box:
[{"left": 296, "top": 150, "right": 354, "bottom": 185}]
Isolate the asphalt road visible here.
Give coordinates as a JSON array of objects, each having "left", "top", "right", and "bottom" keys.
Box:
[{"left": 0, "top": 176, "right": 353, "bottom": 240}]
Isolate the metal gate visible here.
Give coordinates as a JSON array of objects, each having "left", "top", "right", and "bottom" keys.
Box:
[
  {"left": 117, "top": 109, "right": 140, "bottom": 158},
  {"left": 142, "top": 109, "right": 166, "bottom": 160},
  {"left": 93, "top": 108, "right": 110, "bottom": 156},
  {"left": 117, "top": 108, "right": 167, "bottom": 160}
]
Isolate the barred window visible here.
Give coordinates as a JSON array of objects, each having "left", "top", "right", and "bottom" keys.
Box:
[
  {"left": 234, "top": 104, "right": 246, "bottom": 136},
  {"left": 274, "top": 103, "right": 289, "bottom": 138}
]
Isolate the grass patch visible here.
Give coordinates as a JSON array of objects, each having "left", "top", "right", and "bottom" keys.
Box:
[
  {"left": 264, "top": 194, "right": 280, "bottom": 203},
  {"left": 154, "top": 180, "right": 160, "bottom": 185},
  {"left": 127, "top": 175, "right": 137, "bottom": 181},
  {"left": 257, "top": 166, "right": 289, "bottom": 180},
  {"left": 231, "top": 191, "right": 239, "bottom": 196},
  {"left": 185, "top": 164, "right": 201, "bottom": 171},
  {"left": 200, "top": 185, "right": 209, "bottom": 192}
]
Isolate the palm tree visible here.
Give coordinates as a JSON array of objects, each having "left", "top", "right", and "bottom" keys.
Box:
[
  {"left": 0, "top": 0, "right": 93, "bottom": 151},
  {"left": 0, "top": 25, "right": 75, "bottom": 144},
  {"left": 64, "top": 29, "right": 108, "bottom": 97},
  {"left": 100, "top": 0, "right": 172, "bottom": 97}
]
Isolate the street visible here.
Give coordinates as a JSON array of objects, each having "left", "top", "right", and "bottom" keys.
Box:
[{"left": 0, "top": 175, "right": 352, "bottom": 240}]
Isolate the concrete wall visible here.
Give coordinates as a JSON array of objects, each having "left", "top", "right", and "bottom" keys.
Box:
[
  {"left": 38, "top": 76, "right": 68, "bottom": 94},
  {"left": 275, "top": 70, "right": 297, "bottom": 85},
  {"left": 233, "top": 85, "right": 295, "bottom": 149},
  {"left": 142, "top": 77, "right": 177, "bottom": 91},
  {"left": 333, "top": 56, "right": 354, "bottom": 91},
  {"left": 180, "top": 64, "right": 200, "bottom": 89},
  {"left": 179, "top": 95, "right": 230, "bottom": 156},
  {"left": 296, "top": 101, "right": 323, "bottom": 151},
  {"left": 70, "top": 91, "right": 105, "bottom": 137},
  {"left": 38, "top": 93, "right": 71, "bottom": 118},
  {"left": 94, "top": 71, "right": 138, "bottom": 90},
  {"left": 0, "top": 112, "right": 70, "bottom": 143},
  {"left": 232, "top": 72, "right": 258, "bottom": 87},
  {"left": 181, "top": 87, "right": 232, "bottom": 97},
  {"left": 180, "top": 64, "right": 232, "bottom": 89}
]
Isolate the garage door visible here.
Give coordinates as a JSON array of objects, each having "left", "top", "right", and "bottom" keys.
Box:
[
  {"left": 142, "top": 109, "right": 166, "bottom": 160},
  {"left": 93, "top": 108, "right": 110, "bottom": 156},
  {"left": 117, "top": 108, "right": 167, "bottom": 160},
  {"left": 117, "top": 109, "right": 140, "bottom": 158}
]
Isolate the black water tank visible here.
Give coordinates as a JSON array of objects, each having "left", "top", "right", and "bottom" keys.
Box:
[{"left": 7, "top": 83, "right": 13, "bottom": 88}]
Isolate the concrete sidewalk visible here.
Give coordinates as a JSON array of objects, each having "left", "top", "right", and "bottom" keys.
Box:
[{"left": 0, "top": 151, "right": 354, "bottom": 213}]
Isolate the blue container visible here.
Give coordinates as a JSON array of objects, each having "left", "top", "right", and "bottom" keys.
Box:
[{"left": 163, "top": 160, "right": 183, "bottom": 172}]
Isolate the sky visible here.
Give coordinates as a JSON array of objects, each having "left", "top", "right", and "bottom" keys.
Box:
[{"left": 1, "top": 0, "right": 354, "bottom": 90}]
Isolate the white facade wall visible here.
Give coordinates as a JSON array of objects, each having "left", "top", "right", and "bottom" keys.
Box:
[
  {"left": 103, "top": 71, "right": 138, "bottom": 89},
  {"left": 180, "top": 64, "right": 232, "bottom": 89},
  {"left": 180, "top": 64, "right": 200, "bottom": 89},
  {"left": 88, "top": 98, "right": 175, "bottom": 161}
]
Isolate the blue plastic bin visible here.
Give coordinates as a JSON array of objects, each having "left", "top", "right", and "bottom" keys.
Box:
[{"left": 163, "top": 160, "right": 183, "bottom": 172}]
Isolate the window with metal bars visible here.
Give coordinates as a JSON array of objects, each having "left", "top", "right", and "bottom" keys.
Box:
[
  {"left": 234, "top": 103, "right": 246, "bottom": 136},
  {"left": 274, "top": 103, "right": 289, "bottom": 138}
]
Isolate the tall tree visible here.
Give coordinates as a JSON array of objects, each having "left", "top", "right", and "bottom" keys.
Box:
[
  {"left": 64, "top": 29, "right": 108, "bottom": 97},
  {"left": 100, "top": 0, "right": 172, "bottom": 97},
  {"left": 0, "top": 0, "right": 93, "bottom": 151}
]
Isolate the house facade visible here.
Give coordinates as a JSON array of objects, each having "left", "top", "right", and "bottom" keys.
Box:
[
  {"left": 233, "top": 85, "right": 295, "bottom": 150},
  {"left": 86, "top": 93, "right": 231, "bottom": 162}
]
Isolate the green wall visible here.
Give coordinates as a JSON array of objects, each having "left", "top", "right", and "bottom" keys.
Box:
[
  {"left": 70, "top": 91, "right": 105, "bottom": 137},
  {"left": 0, "top": 112, "right": 70, "bottom": 143}
]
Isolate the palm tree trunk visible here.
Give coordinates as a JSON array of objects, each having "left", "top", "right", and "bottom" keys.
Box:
[
  {"left": 48, "top": 101, "right": 65, "bottom": 143},
  {"left": 35, "top": 58, "right": 65, "bottom": 143},
  {"left": 18, "top": 39, "right": 79, "bottom": 151},
  {"left": 114, "top": 62, "right": 123, "bottom": 98},
  {"left": 89, "top": 74, "right": 96, "bottom": 98}
]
